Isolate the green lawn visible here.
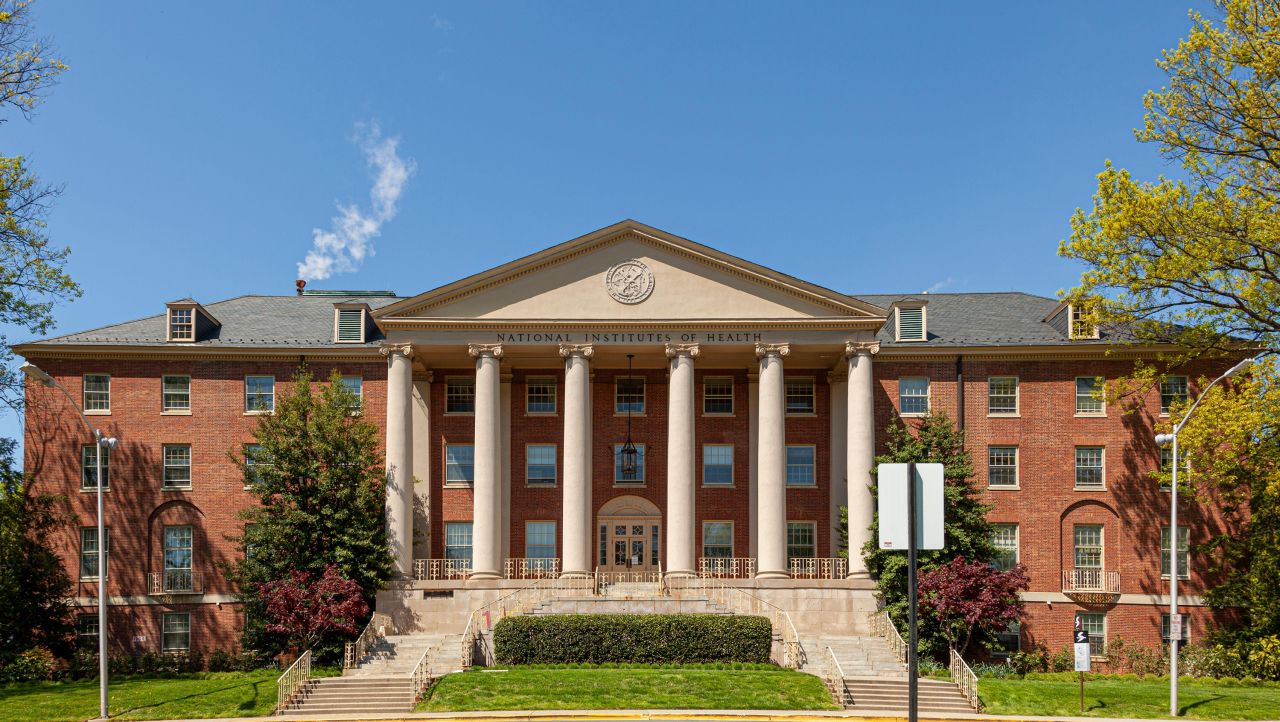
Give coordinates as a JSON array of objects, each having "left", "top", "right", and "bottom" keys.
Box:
[
  {"left": 418, "top": 665, "right": 839, "bottom": 711},
  {"left": 981, "top": 674, "right": 1280, "bottom": 720},
  {"left": 0, "top": 668, "right": 339, "bottom": 722}
]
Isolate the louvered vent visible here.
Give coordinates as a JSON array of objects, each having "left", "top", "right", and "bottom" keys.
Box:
[
  {"left": 336, "top": 309, "right": 364, "bottom": 342},
  {"left": 897, "top": 307, "right": 925, "bottom": 341}
]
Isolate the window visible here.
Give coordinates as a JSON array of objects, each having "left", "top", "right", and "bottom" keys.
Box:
[
  {"left": 79, "top": 527, "right": 109, "bottom": 579},
  {"left": 703, "top": 377, "right": 734, "bottom": 414},
  {"left": 703, "top": 522, "right": 734, "bottom": 559},
  {"left": 169, "top": 308, "right": 194, "bottom": 341},
  {"left": 786, "top": 522, "right": 816, "bottom": 562},
  {"left": 991, "top": 524, "right": 1019, "bottom": 570},
  {"left": 444, "top": 522, "right": 473, "bottom": 565},
  {"left": 988, "top": 377, "right": 1018, "bottom": 415},
  {"left": 1161, "top": 525, "right": 1190, "bottom": 579},
  {"left": 1075, "top": 377, "right": 1104, "bottom": 415},
  {"left": 988, "top": 446, "right": 1018, "bottom": 487},
  {"left": 896, "top": 306, "right": 926, "bottom": 341},
  {"left": 83, "top": 374, "right": 110, "bottom": 412},
  {"left": 162, "top": 445, "right": 192, "bottom": 489},
  {"left": 244, "top": 523, "right": 257, "bottom": 560},
  {"left": 340, "top": 376, "right": 363, "bottom": 410},
  {"left": 702, "top": 444, "right": 734, "bottom": 485},
  {"left": 76, "top": 614, "right": 99, "bottom": 646},
  {"left": 615, "top": 377, "right": 644, "bottom": 414},
  {"left": 614, "top": 444, "right": 646, "bottom": 484},
  {"left": 244, "top": 375, "right": 275, "bottom": 413},
  {"left": 785, "top": 378, "right": 815, "bottom": 414},
  {"left": 1159, "top": 448, "right": 1190, "bottom": 492},
  {"left": 335, "top": 307, "right": 364, "bottom": 342},
  {"left": 81, "top": 444, "right": 110, "bottom": 490},
  {"left": 445, "top": 445, "right": 474, "bottom": 485},
  {"left": 526, "top": 377, "right": 556, "bottom": 414},
  {"left": 994, "top": 622, "right": 1021, "bottom": 658},
  {"left": 1075, "top": 446, "right": 1105, "bottom": 489},
  {"left": 162, "top": 375, "right": 190, "bottom": 412},
  {"left": 1070, "top": 305, "right": 1100, "bottom": 339},
  {"left": 1161, "top": 376, "right": 1189, "bottom": 415},
  {"left": 785, "top": 445, "right": 816, "bottom": 486},
  {"left": 1162, "top": 613, "right": 1190, "bottom": 643},
  {"left": 899, "top": 377, "right": 929, "bottom": 415},
  {"left": 164, "top": 525, "right": 193, "bottom": 573},
  {"left": 162, "top": 612, "right": 191, "bottom": 651},
  {"left": 525, "top": 521, "right": 556, "bottom": 562},
  {"left": 526, "top": 444, "right": 557, "bottom": 486},
  {"left": 244, "top": 444, "right": 271, "bottom": 484},
  {"left": 1076, "top": 612, "right": 1106, "bottom": 656},
  {"left": 445, "top": 379, "right": 475, "bottom": 413},
  {"left": 1073, "top": 525, "right": 1103, "bottom": 569}
]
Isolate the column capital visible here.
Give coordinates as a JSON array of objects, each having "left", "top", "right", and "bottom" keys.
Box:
[
  {"left": 664, "top": 343, "right": 701, "bottom": 359},
  {"left": 468, "top": 343, "right": 504, "bottom": 359},
  {"left": 844, "top": 340, "right": 881, "bottom": 357},
  {"left": 755, "top": 342, "right": 791, "bottom": 359},
  {"left": 380, "top": 342, "right": 414, "bottom": 359},
  {"left": 558, "top": 343, "right": 595, "bottom": 359}
]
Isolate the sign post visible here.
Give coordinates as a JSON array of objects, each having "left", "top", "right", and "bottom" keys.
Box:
[{"left": 1074, "top": 619, "right": 1091, "bottom": 714}]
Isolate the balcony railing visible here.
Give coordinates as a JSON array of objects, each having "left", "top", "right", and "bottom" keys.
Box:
[
  {"left": 789, "top": 557, "right": 848, "bottom": 579},
  {"left": 697, "top": 557, "right": 756, "bottom": 578},
  {"left": 414, "top": 558, "right": 472, "bottom": 581},
  {"left": 148, "top": 570, "right": 203, "bottom": 595},
  {"left": 504, "top": 558, "right": 560, "bottom": 579},
  {"left": 1062, "top": 568, "right": 1120, "bottom": 602}
]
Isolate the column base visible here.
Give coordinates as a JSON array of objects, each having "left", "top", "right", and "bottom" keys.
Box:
[
  {"left": 560, "top": 570, "right": 591, "bottom": 579},
  {"left": 469, "top": 570, "right": 502, "bottom": 580},
  {"left": 664, "top": 569, "right": 696, "bottom": 579},
  {"left": 755, "top": 570, "right": 791, "bottom": 580},
  {"left": 846, "top": 571, "right": 872, "bottom": 580}
]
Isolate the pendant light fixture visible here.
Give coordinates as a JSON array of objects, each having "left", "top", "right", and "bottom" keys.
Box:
[{"left": 620, "top": 353, "right": 639, "bottom": 478}]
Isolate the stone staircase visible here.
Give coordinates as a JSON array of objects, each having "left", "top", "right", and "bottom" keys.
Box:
[
  {"left": 800, "top": 635, "right": 977, "bottom": 713},
  {"left": 281, "top": 633, "right": 463, "bottom": 716}
]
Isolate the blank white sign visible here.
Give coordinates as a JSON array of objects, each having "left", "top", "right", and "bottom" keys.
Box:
[{"left": 877, "top": 462, "right": 945, "bottom": 550}]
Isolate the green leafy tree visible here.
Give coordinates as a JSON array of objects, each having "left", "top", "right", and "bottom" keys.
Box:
[
  {"left": 0, "top": 438, "right": 74, "bottom": 663},
  {"left": 224, "top": 370, "right": 392, "bottom": 659},
  {"left": 858, "top": 413, "right": 998, "bottom": 659}
]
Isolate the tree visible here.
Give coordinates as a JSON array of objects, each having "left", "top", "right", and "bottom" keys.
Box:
[
  {"left": 0, "top": 438, "right": 73, "bottom": 663},
  {"left": 0, "top": 1, "right": 79, "bottom": 410},
  {"left": 918, "top": 557, "right": 1029, "bottom": 658},
  {"left": 224, "top": 370, "right": 392, "bottom": 659},
  {"left": 859, "top": 413, "right": 1000, "bottom": 659},
  {"left": 260, "top": 565, "right": 368, "bottom": 655},
  {"left": 1060, "top": 0, "right": 1280, "bottom": 640}
]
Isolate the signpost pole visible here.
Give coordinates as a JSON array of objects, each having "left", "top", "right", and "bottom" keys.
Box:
[
  {"left": 906, "top": 460, "right": 918, "bottom": 722},
  {"left": 1079, "top": 672, "right": 1084, "bottom": 714}
]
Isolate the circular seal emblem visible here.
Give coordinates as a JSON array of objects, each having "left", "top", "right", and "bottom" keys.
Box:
[{"left": 604, "top": 259, "right": 655, "bottom": 304}]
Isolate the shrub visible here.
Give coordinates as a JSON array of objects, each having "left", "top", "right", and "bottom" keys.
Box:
[
  {"left": 1010, "top": 644, "right": 1048, "bottom": 675},
  {"left": 208, "top": 648, "right": 269, "bottom": 672},
  {"left": 493, "top": 614, "right": 772, "bottom": 665},
  {"left": 1048, "top": 646, "right": 1074, "bottom": 673},
  {"left": 971, "top": 662, "right": 1018, "bottom": 679},
  {"left": 0, "top": 647, "right": 56, "bottom": 683},
  {"left": 917, "top": 657, "right": 948, "bottom": 677}
]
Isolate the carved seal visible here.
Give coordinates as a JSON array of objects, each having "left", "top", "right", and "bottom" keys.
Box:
[{"left": 604, "top": 259, "right": 655, "bottom": 304}]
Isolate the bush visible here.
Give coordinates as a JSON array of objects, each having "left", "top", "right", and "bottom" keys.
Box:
[
  {"left": 1181, "top": 637, "right": 1280, "bottom": 681},
  {"left": 1048, "top": 646, "right": 1074, "bottom": 673},
  {"left": 493, "top": 614, "right": 772, "bottom": 665},
  {"left": 208, "top": 648, "right": 269, "bottom": 672},
  {"left": 971, "top": 661, "right": 1018, "bottom": 679},
  {"left": 917, "top": 657, "right": 948, "bottom": 677},
  {"left": 0, "top": 647, "right": 57, "bottom": 683},
  {"left": 1010, "top": 644, "right": 1049, "bottom": 675}
]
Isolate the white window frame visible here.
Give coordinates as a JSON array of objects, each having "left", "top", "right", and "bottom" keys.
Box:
[
  {"left": 161, "top": 374, "right": 191, "bottom": 414},
  {"left": 991, "top": 523, "right": 1019, "bottom": 570},
  {"left": 786, "top": 521, "right": 817, "bottom": 562},
  {"left": 525, "top": 520, "right": 556, "bottom": 560},
  {"left": 526, "top": 377, "right": 557, "bottom": 415},
  {"left": 81, "top": 444, "right": 109, "bottom": 491},
  {"left": 615, "top": 377, "right": 645, "bottom": 415},
  {"left": 339, "top": 375, "right": 363, "bottom": 412},
  {"left": 162, "top": 444, "right": 192, "bottom": 490},
  {"left": 1075, "top": 446, "right": 1105, "bottom": 490},
  {"left": 525, "top": 443, "right": 557, "bottom": 486},
  {"left": 1075, "top": 612, "right": 1106, "bottom": 658},
  {"left": 333, "top": 306, "right": 366, "bottom": 343},
  {"left": 445, "top": 378, "right": 475, "bottom": 415},
  {"left": 898, "top": 377, "right": 930, "bottom": 416},
  {"left": 1160, "top": 375, "right": 1189, "bottom": 416},
  {"left": 444, "top": 444, "right": 475, "bottom": 486},
  {"left": 987, "top": 446, "right": 1019, "bottom": 488},
  {"left": 1075, "top": 376, "right": 1105, "bottom": 416},
  {"left": 895, "top": 305, "right": 927, "bottom": 342},
  {"left": 444, "top": 522, "right": 473, "bottom": 564},
  {"left": 702, "top": 444, "right": 734, "bottom": 486},
  {"left": 167, "top": 307, "right": 195, "bottom": 342},
  {"left": 244, "top": 444, "right": 270, "bottom": 487},
  {"left": 162, "top": 612, "right": 191, "bottom": 651},
  {"left": 1073, "top": 524, "right": 1104, "bottom": 570},
  {"left": 785, "top": 445, "right": 816, "bottom": 486},
  {"left": 79, "top": 526, "right": 109, "bottom": 580},
  {"left": 1161, "top": 525, "right": 1191, "bottom": 580},
  {"left": 702, "top": 377, "right": 734, "bottom": 415},
  {"left": 244, "top": 375, "right": 275, "bottom": 414},
  {"left": 83, "top": 374, "right": 110, "bottom": 414},
  {"left": 987, "top": 376, "right": 1019, "bottom": 416},
  {"left": 702, "top": 521, "right": 734, "bottom": 559},
  {"left": 785, "top": 377, "right": 816, "bottom": 415},
  {"left": 1069, "top": 305, "right": 1101, "bottom": 340}
]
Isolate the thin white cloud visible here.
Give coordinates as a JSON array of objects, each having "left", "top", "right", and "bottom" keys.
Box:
[
  {"left": 297, "top": 123, "right": 416, "bottom": 282},
  {"left": 923, "top": 276, "right": 955, "bottom": 294}
]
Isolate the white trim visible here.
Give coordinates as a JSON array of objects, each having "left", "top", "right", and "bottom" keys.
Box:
[
  {"left": 1074, "top": 445, "right": 1106, "bottom": 491},
  {"left": 897, "top": 376, "right": 930, "bottom": 416},
  {"left": 701, "top": 520, "right": 735, "bottom": 559},
  {"left": 987, "top": 445, "right": 1019, "bottom": 489},
  {"left": 701, "top": 443, "right": 735, "bottom": 487},
  {"left": 986, "top": 375, "right": 1020, "bottom": 416},
  {"left": 524, "top": 442, "right": 558, "bottom": 487},
  {"left": 702, "top": 375, "right": 735, "bottom": 416},
  {"left": 1074, "top": 376, "right": 1107, "bottom": 416}
]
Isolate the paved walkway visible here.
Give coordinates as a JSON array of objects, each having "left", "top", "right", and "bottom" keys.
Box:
[{"left": 140, "top": 710, "right": 1263, "bottom": 722}]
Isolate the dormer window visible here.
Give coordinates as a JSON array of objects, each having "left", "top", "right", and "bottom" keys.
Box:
[
  {"left": 169, "top": 308, "right": 193, "bottom": 340},
  {"left": 165, "top": 300, "right": 218, "bottom": 343},
  {"left": 334, "top": 305, "right": 368, "bottom": 343},
  {"left": 1069, "top": 305, "right": 1100, "bottom": 340},
  {"left": 894, "top": 303, "right": 927, "bottom": 342}
]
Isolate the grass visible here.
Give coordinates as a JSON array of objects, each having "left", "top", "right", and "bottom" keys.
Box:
[
  {"left": 417, "top": 665, "right": 839, "bottom": 711},
  {"left": 0, "top": 667, "right": 341, "bottom": 722},
  {"left": 981, "top": 673, "right": 1280, "bottom": 720}
]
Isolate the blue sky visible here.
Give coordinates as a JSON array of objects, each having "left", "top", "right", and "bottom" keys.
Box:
[{"left": 5, "top": 1, "right": 1210, "bottom": 439}]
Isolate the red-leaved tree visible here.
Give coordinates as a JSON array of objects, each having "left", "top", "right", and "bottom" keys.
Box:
[
  {"left": 918, "top": 556, "right": 1030, "bottom": 658},
  {"left": 259, "top": 564, "right": 369, "bottom": 653}
]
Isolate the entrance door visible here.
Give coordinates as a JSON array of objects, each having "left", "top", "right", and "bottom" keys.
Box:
[{"left": 600, "top": 518, "right": 660, "bottom": 574}]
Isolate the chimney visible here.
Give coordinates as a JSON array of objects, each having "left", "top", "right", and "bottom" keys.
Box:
[{"left": 296, "top": 279, "right": 306, "bottom": 296}]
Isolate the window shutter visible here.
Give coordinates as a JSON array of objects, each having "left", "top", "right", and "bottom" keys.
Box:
[
  {"left": 336, "top": 309, "right": 364, "bottom": 342},
  {"left": 897, "top": 307, "right": 924, "bottom": 341}
]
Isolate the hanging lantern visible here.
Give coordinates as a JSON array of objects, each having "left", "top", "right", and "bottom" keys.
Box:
[{"left": 621, "top": 353, "right": 638, "bottom": 477}]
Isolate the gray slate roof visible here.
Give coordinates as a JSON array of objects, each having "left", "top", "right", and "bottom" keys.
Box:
[
  {"left": 28, "top": 294, "right": 404, "bottom": 348},
  {"left": 24, "top": 291, "right": 1103, "bottom": 350}
]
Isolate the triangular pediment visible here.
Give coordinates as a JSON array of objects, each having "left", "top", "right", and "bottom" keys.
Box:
[{"left": 376, "top": 221, "right": 887, "bottom": 323}]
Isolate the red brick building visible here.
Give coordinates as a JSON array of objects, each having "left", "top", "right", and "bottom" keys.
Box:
[{"left": 17, "top": 220, "right": 1232, "bottom": 659}]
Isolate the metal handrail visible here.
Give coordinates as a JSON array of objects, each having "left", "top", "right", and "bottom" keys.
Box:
[
  {"left": 823, "top": 645, "right": 851, "bottom": 707},
  {"left": 344, "top": 611, "right": 391, "bottom": 669},
  {"left": 414, "top": 558, "right": 472, "bottom": 581},
  {"left": 458, "top": 576, "right": 595, "bottom": 668},
  {"left": 870, "top": 610, "right": 907, "bottom": 664},
  {"left": 1062, "top": 568, "right": 1120, "bottom": 594},
  {"left": 666, "top": 577, "right": 802, "bottom": 668},
  {"left": 409, "top": 645, "right": 433, "bottom": 702},
  {"left": 697, "top": 557, "right": 757, "bottom": 578},
  {"left": 274, "top": 649, "right": 311, "bottom": 714},
  {"left": 503, "top": 557, "right": 560, "bottom": 579},
  {"left": 148, "top": 570, "right": 204, "bottom": 595},
  {"left": 949, "top": 647, "right": 983, "bottom": 711},
  {"left": 789, "top": 557, "right": 848, "bottom": 579}
]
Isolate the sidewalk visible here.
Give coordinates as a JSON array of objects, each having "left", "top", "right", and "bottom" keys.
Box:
[{"left": 143, "top": 710, "right": 1265, "bottom": 722}]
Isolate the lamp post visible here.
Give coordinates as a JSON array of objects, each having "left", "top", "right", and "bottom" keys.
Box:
[
  {"left": 21, "top": 361, "right": 117, "bottom": 721},
  {"left": 1154, "top": 355, "right": 1256, "bottom": 717}
]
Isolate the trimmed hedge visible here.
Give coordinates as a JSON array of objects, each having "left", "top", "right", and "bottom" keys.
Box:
[{"left": 493, "top": 614, "right": 773, "bottom": 665}]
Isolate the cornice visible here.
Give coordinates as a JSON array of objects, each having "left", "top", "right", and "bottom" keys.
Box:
[
  {"left": 874, "top": 343, "right": 1193, "bottom": 362},
  {"left": 379, "top": 317, "right": 884, "bottom": 332},
  {"left": 14, "top": 344, "right": 385, "bottom": 362}
]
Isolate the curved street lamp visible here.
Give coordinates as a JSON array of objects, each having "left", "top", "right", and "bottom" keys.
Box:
[
  {"left": 21, "top": 361, "right": 118, "bottom": 721},
  {"left": 1154, "top": 354, "right": 1256, "bottom": 717}
]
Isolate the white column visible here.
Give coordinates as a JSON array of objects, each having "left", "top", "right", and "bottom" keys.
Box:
[
  {"left": 748, "top": 370, "right": 759, "bottom": 559},
  {"left": 755, "top": 343, "right": 790, "bottom": 579},
  {"left": 846, "top": 341, "right": 880, "bottom": 577},
  {"left": 500, "top": 372, "right": 512, "bottom": 570},
  {"left": 828, "top": 370, "right": 848, "bottom": 556},
  {"left": 381, "top": 343, "right": 415, "bottom": 578},
  {"left": 411, "top": 373, "right": 433, "bottom": 561},
  {"left": 560, "top": 344, "right": 594, "bottom": 577},
  {"left": 469, "top": 343, "right": 503, "bottom": 580},
  {"left": 665, "top": 343, "right": 699, "bottom": 578}
]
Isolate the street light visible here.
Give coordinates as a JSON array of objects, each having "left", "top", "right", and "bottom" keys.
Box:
[
  {"left": 1155, "top": 354, "right": 1256, "bottom": 717},
  {"left": 21, "top": 361, "right": 118, "bottom": 721}
]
